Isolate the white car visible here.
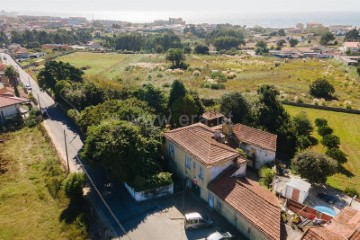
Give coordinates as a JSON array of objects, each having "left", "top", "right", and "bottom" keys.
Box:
[
  {"left": 25, "top": 84, "right": 32, "bottom": 91},
  {"left": 206, "top": 231, "right": 233, "bottom": 240},
  {"left": 184, "top": 212, "right": 213, "bottom": 230}
]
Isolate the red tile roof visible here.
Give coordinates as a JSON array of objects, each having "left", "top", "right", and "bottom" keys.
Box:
[
  {"left": 201, "top": 111, "right": 224, "bottom": 121},
  {"left": 208, "top": 167, "right": 281, "bottom": 240},
  {"left": 0, "top": 87, "right": 14, "bottom": 97},
  {"left": 301, "top": 207, "right": 360, "bottom": 240},
  {"left": 302, "top": 227, "right": 344, "bottom": 240},
  {"left": 0, "top": 96, "right": 28, "bottom": 108},
  {"left": 232, "top": 124, "right": 277, "bottom": 151},
  {"left": 164, "top": 123, "right": 240, "bottom": 167}
]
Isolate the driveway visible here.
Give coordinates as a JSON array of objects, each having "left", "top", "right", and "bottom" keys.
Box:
[{"left": 104, "top": 186, "right": 245, "bottom": 240}]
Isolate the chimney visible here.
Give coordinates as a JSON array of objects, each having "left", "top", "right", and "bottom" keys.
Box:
[
  {"left": 222, "top": 118, "right": 233, "bottom": 136},
  {"left": 213, "top": 131, "right": 225, "bottom": 143}
]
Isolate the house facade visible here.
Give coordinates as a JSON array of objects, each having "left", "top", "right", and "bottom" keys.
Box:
[
  {"left": 0, "top": 96, "right": 27, "bottom": 123},
  {"left": 208, "top": 167, "right": 281, "bottom": 240},
  {"left": 212, "top": 121, "right": 277, "bottom": 169},
  {"left": 164, "top": 122, "right": 281, "bottom": 239},
  {"left": 164, "top": 123, "right": 243, "bottom": 202},
  {"left": 344, "top": 42, "right": 360, "bottom": 53}
]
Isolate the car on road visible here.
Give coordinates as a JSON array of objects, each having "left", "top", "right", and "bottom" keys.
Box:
[
  {"left": 206, "top": 231, "right": 233, "bottom": 240},
  {"left": 317, "top": 192, "right": 337, "bottom": 204},
  {"left": 41, "top": 108, "right": 49, "bottom": 118},
  {"left": 184, "top": 212, "right": 213, "bottom": 230},
  {"left": 25, "top": 84, "right": 32, "bottom": 91}
]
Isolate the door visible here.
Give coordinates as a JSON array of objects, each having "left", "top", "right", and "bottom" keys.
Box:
[{"left": 292, "top": 188, "right": 300, "bottom": 201}]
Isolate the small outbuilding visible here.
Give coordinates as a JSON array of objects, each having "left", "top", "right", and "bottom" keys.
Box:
[{"left": 285, "top": 178, "right": 311, "bottom": 204}]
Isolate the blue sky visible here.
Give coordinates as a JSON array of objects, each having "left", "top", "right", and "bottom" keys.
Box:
[{"left": 4, "top": 0, "right": 360, "bottom": 13}]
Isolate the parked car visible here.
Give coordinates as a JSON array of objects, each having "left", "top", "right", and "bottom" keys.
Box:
[
  {"left": 206, "top": 231, "right": 233, "bottom": 240},
  {"left": 317, "top": 192, "right": 337, "bottom": 204},
  {"left": 184, "top": 212, "right": 213, "bottom": 230}
]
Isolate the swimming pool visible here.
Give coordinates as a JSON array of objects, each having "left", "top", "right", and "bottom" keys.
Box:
[{"left": 314, "top": 206, "right": 337, "bottom": 217}]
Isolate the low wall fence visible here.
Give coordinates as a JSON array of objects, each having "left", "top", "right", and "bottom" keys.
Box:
[{"left": 124, "top": 182, "right": 174, "bottom": 202}]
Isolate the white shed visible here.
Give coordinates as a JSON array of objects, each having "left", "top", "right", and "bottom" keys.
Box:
[{"left": 285, "top": 178, "right": 311, "bottom": 204}]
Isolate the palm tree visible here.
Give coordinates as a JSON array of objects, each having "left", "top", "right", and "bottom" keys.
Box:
[{"left": 4, "top": 66, "right": 20, "bottom": 97}]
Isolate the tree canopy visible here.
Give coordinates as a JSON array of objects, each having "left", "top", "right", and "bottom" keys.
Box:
[
  {"left": 219, "top": 92, "right": 250, "bottom": 124},
  {"left": 166, "top": 48, "right": 186, "bottom": 69},
  {"left": 320, "top": 31, "right": 335, "bottom": 45},
  {"left": 292, "top": 151, "right": 338, "bottom": 184},
  {"left": 309, "top": 78, "right": 335, "bottom": 99},
  {"left": 289, "top": 38, "right": 299, "bottom": 47},
  {"left": 37, "top": 61, "right": 84, "bottom": 91},
  {"left": 345, "top": 28, "right": 360, "bottom": 41}
]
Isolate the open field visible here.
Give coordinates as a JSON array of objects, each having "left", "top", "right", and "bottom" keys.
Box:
[
  {"left": 0, "top": 126, "right": 88, "bottom": 240},
  {"left": 57, "top": 52, "right": 360, "bottom": 109},
  {"left": 285, "top": 105, "right": 360, "bottom": 192}
]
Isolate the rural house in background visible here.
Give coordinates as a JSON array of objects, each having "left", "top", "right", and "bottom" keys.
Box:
[{"left": 0, "top": 95, "right": 27, "bottom": 123}]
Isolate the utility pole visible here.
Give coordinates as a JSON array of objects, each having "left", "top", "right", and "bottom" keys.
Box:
[
  {"left": 64, "top": 130, "right": 70, "bottom": 174},
  {"left": 37, "top": 93, "right": 41, "bottom": 109}
]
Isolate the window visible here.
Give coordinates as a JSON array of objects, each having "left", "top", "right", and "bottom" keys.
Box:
[
  {"left": 193, "top": 162, "right": 196, "bottom": 169},
  {"left": 185, "top": 155, "right": 191, "bottom": 169},
  {"left": 169, "top": 143, "right": 174, "bottom": 160},
  {"left": 199, "top": 166, "right": 204, "bottom": 179}
]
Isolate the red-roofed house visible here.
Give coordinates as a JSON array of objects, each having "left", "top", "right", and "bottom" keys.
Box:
[
  {"left": 344, "top": 42, "right": 360, "bottom": 54},
  {"left": 208, "top": 167, "right": 281, "bottom": 240},
  {"left": 0, "top": 96, "right": 28, "bottom": 123},
  {"left": 232, "top": 123, "right": 277, "bottom": 169},
  {"left": 302, "top": 207, "right": 360, "bottom": 240},
  {"left": 212, "top": 121, "right": 278, "bottom": 169},
  {"left": 164, "top": 123, "right": 245, "bottom": 201},
  {"left": 164, "top": 122, "right": 281, "bottom": 239}
]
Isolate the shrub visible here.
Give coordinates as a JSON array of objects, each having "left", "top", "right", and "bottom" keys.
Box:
[
  {"left": 326, "top": 148, "right": 347, "bottom": 164},
  {"left": 210, "top": 71, "right": 227, "bottom": 82},
  {"left": 317, "top": 126, "right": 333, "bottom": 137},
  {"left": 259, "top": 167, "right": 275, "bottom": 189},
  {"left": 309, "top": 79, "right": 335, "bottom": 99},
  {"left": 64, "top": 173, "right": 86, "bottom": 203},
  {"left": 322, "top": 134, "right": 340, "bottom": 149},
  {"left": 315, "top": 118, "right": 328, "bottom": 128}
]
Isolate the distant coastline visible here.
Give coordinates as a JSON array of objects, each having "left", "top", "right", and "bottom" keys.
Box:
[{"left": 6, "top": 10, "right": 360, "bottom": 27}]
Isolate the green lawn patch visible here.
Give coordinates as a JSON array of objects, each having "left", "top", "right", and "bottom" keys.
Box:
[{"left": 285, "top": 105, "right": 360, "bottom": 192}]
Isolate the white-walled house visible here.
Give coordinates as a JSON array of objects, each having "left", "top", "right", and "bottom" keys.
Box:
[
  {"left": 164, "top": 122, "right": 281, "bottom": 239},
  {"left": 343, "top": 42, "right": 360, "bottom": 53},
  {"left": 0, "top": 96, "right": 27, "bottom": 123},
  {"left": 164, "top": 123, "right": 246, "bottom": 202},
  {"left": 285, "top": 178, "right": 311, "bottom": 204}
]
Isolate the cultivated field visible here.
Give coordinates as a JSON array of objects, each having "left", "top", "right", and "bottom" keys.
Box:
[
  {"left": 0, "top": 127, "right": 88, "bottom": 240},
  {"left": 57, "top": 52, "right": 360, "bottom": 109},
  {"left": 285, "top": 105, "right": 360, "bottom": 192}
]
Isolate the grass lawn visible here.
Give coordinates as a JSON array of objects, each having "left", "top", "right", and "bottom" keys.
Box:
[
  {"left": 0, "top": 126, "right": 88, "bottom": 240},
  {"left": 285, "top": 105, "right": 360, "bottom": 192},
  {"left": 56, "top": 52, "right": 360, "bottom": 109}
]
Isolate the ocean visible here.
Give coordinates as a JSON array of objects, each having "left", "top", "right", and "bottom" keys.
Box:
[{"left": 17, "top": 10, "right": 360, "bottom": 28}]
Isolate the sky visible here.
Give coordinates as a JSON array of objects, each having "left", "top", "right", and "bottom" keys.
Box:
[{"left": 3, "top": 0, "right": 360, "bottom": 14}]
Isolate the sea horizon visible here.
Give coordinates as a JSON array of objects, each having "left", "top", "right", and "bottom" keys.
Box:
[{"left": 8, "top": 10, "right": 360, "bottom": 28}]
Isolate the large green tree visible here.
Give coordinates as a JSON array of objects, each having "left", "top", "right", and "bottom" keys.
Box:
[
  {"left": 168, "top": 80, "right": 187, "bottom": 108},
  {"left": 320, "top": 31, "right": 335, "bottom": 45},
  {"left": 345, "top": 28, "right": 360, "bottom": 41},
  {"left": 292, "top": 151, "right": 338, "bottom": 184},
  {"left": 166, "top": 48, "right": 186, "bottom": 69},
  {"left": 255, "top": 85, "right": 297, "bottom": 158},
  {"left": 37, "top": 61, "right": 84, "bottom": 91},
  {"left": 4, "top": 66, "right": 20, "bottom": 97},
  {"left": 82, "top": 120, "right": 161, "bottom": 182},
  {"left": 220, "top": 92, "right": 250, "bottom": 124}
]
